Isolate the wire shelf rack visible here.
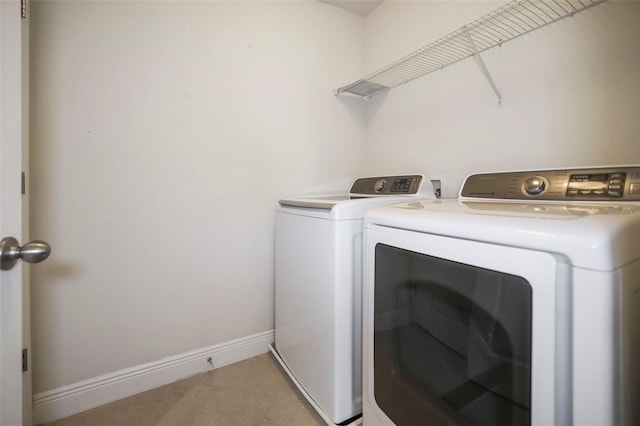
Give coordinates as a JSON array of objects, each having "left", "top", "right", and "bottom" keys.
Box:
[{"left": 335, "top": 0, "right": 606, "bottom": 100}]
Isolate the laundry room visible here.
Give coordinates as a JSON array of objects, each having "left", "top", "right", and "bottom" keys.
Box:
[{"left": 2, "top": 0, "right": 638, "bottom": 424}]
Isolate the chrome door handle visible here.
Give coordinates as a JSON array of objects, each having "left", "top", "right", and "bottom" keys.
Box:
[{"left": 0, "top": 237, "right": 51, "bottom": 271}]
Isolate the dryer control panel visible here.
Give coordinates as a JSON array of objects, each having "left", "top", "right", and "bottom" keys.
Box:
[{"left": 461, "top": 167, "right": 640, "bottom": 201}]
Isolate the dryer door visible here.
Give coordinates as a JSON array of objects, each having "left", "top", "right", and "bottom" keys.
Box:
[{"left": 363, "top": 225, "right": 569, "bottom": 426}]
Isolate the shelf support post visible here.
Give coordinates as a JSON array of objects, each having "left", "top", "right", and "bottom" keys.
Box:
[{"left": 463, "top": 26, "right": 502, "bottom": 105}]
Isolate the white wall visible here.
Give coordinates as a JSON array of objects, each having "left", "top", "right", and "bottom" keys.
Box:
[
  {"left": 362, "top": 1, "right": 640, "bottom": 196},
  {"left": 30, "top": 1, "right": 365, "bottom": 395}
]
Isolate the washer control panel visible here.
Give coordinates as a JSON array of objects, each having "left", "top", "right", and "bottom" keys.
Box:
[
  {"left": 350, "top": 175, "right": 423, "bottom": 195},
  {"left": 461, "top": 167, "right": 640, "bottom": 201}
]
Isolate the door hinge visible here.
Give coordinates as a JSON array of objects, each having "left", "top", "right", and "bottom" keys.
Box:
[
  {"left": 21, "top": 172, "right": 26, "bottom": 195},
  {"left": 21, "top": 0, "right": 26, "bottom": 19},
  {"left": 22, "top": 349, "right": 28, "bottom": 372}
]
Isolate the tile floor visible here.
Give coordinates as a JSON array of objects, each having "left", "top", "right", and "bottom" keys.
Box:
[{"left": 40, "top": 353, "right": 326, "bottom": 426}]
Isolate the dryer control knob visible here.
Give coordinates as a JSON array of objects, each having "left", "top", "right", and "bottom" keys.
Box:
[
  {"left": 374, "top": 179, "right": 387, "bottom": 192},
  {"left": 523, "top": 176, "right": 546, "bottom": 196}
]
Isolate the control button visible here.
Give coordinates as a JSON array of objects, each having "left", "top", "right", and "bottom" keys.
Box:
[
  {"left": 374, "top": 179, "right": 387, "bottom": 192},
  {"left": 567, "top": 189, "right": 579, "bottom": 196},
  {"left": 592, "top": 190, "right": 606, "bottom": 196},
  {"left": 608, "top": 184, "right": 622, "bottom": 190},
  {"left": 608, "top": 190, "right": 623, "bottom": 197},
  {"left": 579, "top": 190, "right": 592, "bottom": 196},
  {"left": 630, "top": 184, "right": 640, "bottom": 195},
  {"left": 523, "top": 176, "right": 546, "bottom": 196},
  {"left": 611, "top": 173, "right": 625, "bottom": 179},
  {"left": 609, "top": 179, "right": 623, "bottom": 185}
]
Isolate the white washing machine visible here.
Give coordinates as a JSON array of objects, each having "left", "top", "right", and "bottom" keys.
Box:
[
  {"left": 362, "top": 166, "right": 640, "bottom": 426},
  {"left": 271, "top": 175, "right": 437, "bottom": 425}
]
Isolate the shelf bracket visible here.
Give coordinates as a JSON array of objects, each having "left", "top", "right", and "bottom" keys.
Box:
[{"left": 463, "top": 26, "right": 502, "bottom": 106}]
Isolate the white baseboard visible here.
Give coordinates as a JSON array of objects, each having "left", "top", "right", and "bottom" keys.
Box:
[{"left": 33, "top": 330, "right": 274, "bottom": 425}]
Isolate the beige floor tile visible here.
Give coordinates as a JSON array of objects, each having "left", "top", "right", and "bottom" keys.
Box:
[
  {"left": 200, "top": 353, "right": 300, "bottom": 401},
  {"left": 39, "top": 374, "right": 203, "bottom": 426},
  {"left": 39, "top": 352, "right": 336, "bottom": 426},
  {"left": 261, "top": 397, "right": 326, "bottom": 426},
  {"left": 155, "top": 384, "right": 273, "bottom": 426}
]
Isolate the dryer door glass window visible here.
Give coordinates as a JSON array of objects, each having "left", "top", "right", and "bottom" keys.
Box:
[{"left": 373, "top": 244, "right": 532, "bottom": 426}]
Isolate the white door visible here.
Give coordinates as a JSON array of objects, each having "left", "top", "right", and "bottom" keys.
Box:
[{"left": 0, "top": 1, "right": 48, "bottom": 425}]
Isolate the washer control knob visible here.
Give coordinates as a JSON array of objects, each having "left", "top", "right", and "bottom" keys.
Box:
[
  {"left": 523, "top": 176, "right": 546, "bottom": 196},
  {"left": 374, "top": 179, "right": 386, "bottom": 193}
]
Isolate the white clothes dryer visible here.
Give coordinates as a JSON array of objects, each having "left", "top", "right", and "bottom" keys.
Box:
[
  {"left": 272, "top": 175, "right": 437, "bottom": 425},
  {"left": 362, "top": 166, "right": 640, "bottom": 426}
]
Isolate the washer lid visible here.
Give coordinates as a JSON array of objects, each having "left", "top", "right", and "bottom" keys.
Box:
[
  {"left": 279, "top": 174, "right": 429, "bottom": 209},
  {"left": 364, "top": 199, "right": 640, "bottom": 271},
  {"left": 278, "top": 194, "right": 434, "bottom": 220},
  {"left": 278, "top": 175, "right": 435, "bottom": 219},
  {"left": 278, "top": 194, "right": 359, "bottom": 210}
]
